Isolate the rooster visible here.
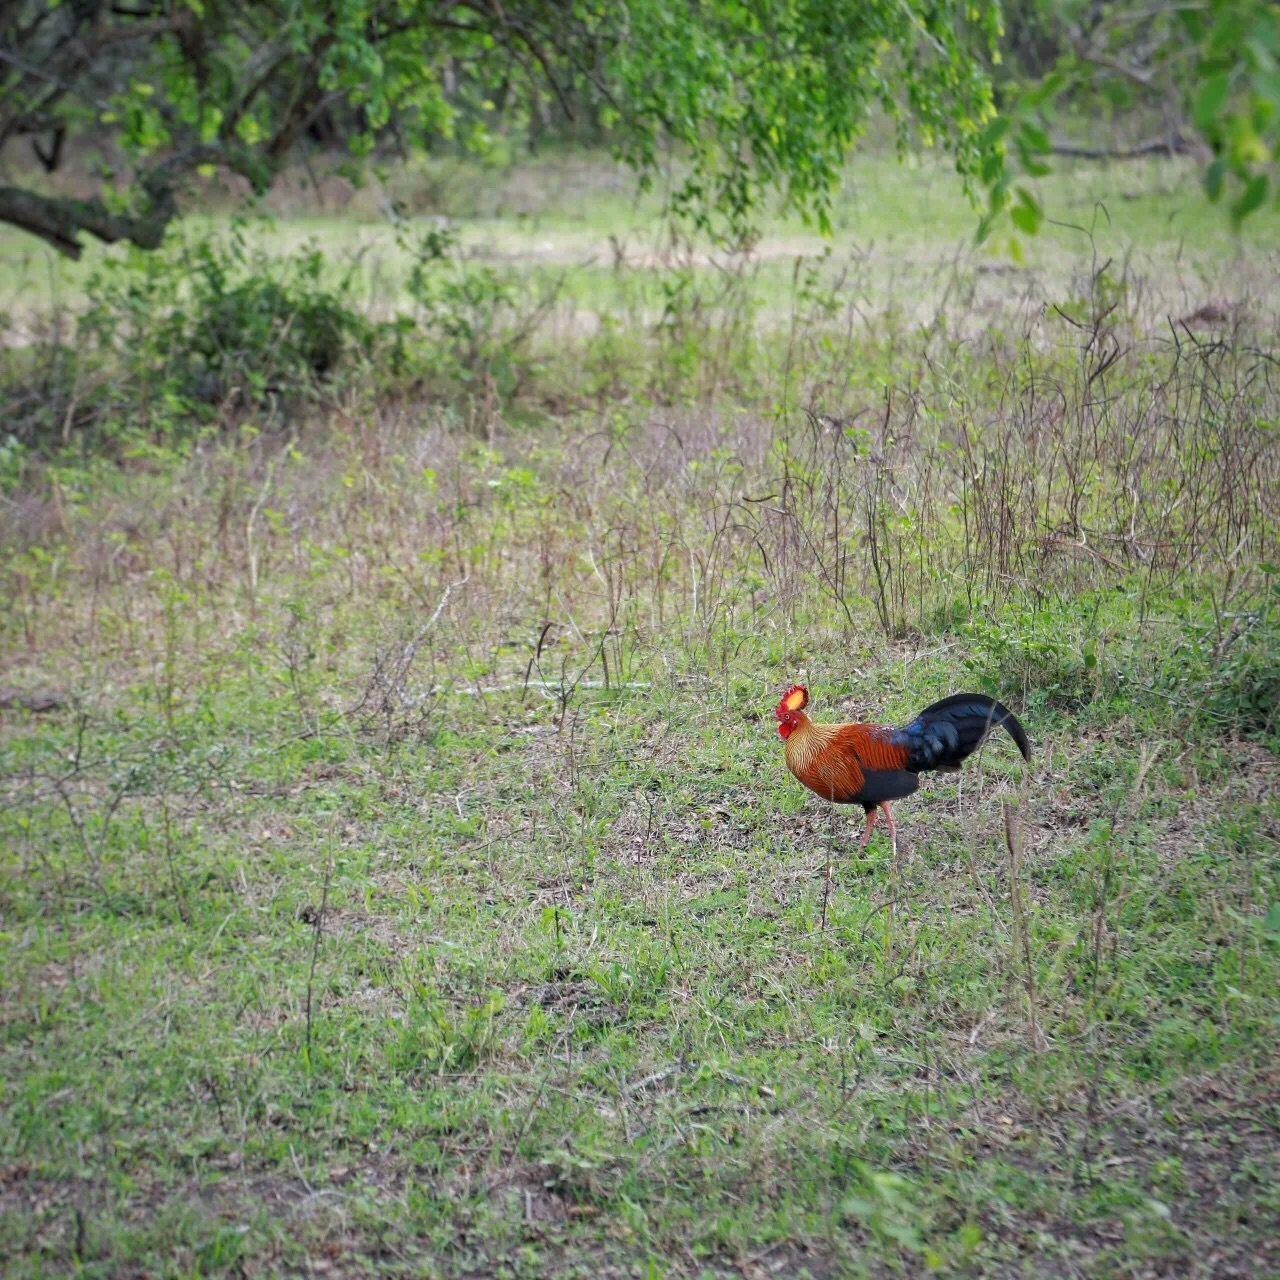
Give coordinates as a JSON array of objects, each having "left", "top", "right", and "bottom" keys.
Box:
[{"left": 775, "top": 684, "right": 1031, "bottom": 857}]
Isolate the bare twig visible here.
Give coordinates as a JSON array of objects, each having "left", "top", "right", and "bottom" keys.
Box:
[
  {"left": 303, "top": 835, "right": 335, "bottom": 1064},
  {"left": 1004, "top": 802, "right": 1046, "bottom": 1053}
]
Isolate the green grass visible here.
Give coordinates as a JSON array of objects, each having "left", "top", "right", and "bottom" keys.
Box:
[
  {"left": 2, "top": 147, "right": 1277, "bottom": 334},
  {"left": 1, "top": 149, "right": 1279, "bottom": 1278}
]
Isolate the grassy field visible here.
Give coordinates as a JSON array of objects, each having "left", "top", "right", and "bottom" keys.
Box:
[
  {"left": 3, "top": 148, "right": 1279, "bottom": 334},
  {"left": 1, "top": 149, "right": 1279, "bottom": 1278}
]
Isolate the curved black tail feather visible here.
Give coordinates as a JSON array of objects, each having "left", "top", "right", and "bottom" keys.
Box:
[{"left": 895, "top": 693, "right": 1031, "bottom": 774}]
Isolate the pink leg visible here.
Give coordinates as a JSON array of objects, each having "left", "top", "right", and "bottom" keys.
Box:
[
  {"left": 882, "top": 803, "right": 899, "bottom": 865},
  {"left": 881, "top": 803, "right": 897, "bottom": 841},
  {"left": 881, "top": 804, "right": 902, "bottom": 954},
  {"left": 857, "top": 808, "right": 878, "bottom": 847}
]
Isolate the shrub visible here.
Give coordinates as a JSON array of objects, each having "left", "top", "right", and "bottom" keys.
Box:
[
  {"left": 77, "top": 228, "right": 379, "bottom": 423},
  {"left": 1, "top": 225, "right": 386, "bottom": 453},
  {"left": 0, "top": 221, "right": 567, "bottom": 455},
  {"left": 1166, "top": 591, "right": 1280, "bottom": 742}
]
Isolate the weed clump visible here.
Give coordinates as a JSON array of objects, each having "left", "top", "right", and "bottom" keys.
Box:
[{"left": 0, "top": 221, "right": 566, "bottom": 456}]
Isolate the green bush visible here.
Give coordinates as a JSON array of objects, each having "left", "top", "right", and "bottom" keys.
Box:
[
  {"left": 958, "top": 596, "right": 1103, "bottom": 710},
  {"left": 1164, "top": 592, "right": 1280, "bottom": 742},
  {"left": 77, "top": 229, "right": 378, "bottom": 419},
  {"left": 0, "top": 222, "right": 566, "bottom": 455},
  {"left": 0, "top": 226, "right": 388, "bottom": 453},
  {"left": 403, "top": 224, "right": 553, "bottom": 399},
  {"left": 954, "top": 583, "right": 1280, "bottom": 745}
]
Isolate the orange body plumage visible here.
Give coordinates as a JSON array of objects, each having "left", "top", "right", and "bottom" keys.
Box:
[{"left": 782, "top": 719, "right": 911, "bottom": 805}]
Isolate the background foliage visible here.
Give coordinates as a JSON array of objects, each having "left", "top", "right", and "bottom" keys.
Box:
[{"left": 1, "top": 0, "right": 1001, "bottom": 255}]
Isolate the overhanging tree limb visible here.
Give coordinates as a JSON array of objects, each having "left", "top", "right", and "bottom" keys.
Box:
[
  {"left": 0, "top": 186, "right": 170, "bottom": 258},
  {"left": 1051, "top": 134, "right": 1203, "bottom": 161},
  {"left": 0, "top": 141, "right": 257, "bottom": 259}
]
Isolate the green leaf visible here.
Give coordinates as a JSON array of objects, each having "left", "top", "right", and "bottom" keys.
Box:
[
  {"left": 1256, "top": 70, "right": 1280, "bottom": 112},
  {"left": 1261, "top": 902, "right": 1280, "bottom": 938},
  {"left": 1017, "top": 120, "right": 1051, "bottom": 153},
  {"left": 1208, "top": 13, "right": 1249, "bottom": 58},
  {"left": 1010, "top": 187, "right": 1042, "bottom": 235},
  {"left": 1009, "top": 205, "right": 1037, "bottom": 234},
  {"left": 1204, "top": 157, "right": 1227, "bottom": 201},
  {"left": 1194, "top": 73, "right": 1232, "bottom": 130},
  {"left": 1104, "top": 79, "right": 1135, "bottom": 111},
  {"left": 980, "top": 115, "right": 1011, "bottom": 149},
  {"left": 1248, "top": 38, "right": 1278, "bottom": 75},
  {"left": 1023, "top": 71, "right": 1067, "bottom": 109},
  {"left": 1178, "top": 7, "right": 1205, "bottom": 42},
  {"left": 1231, "top": 172, "right": 1269, "bottom": 221}
]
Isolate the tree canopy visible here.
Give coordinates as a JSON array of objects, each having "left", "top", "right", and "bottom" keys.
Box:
[
  {"left": 0, "top": 1, "right": 1275, "bottom": 260},
  {"left": 1, "top": 0, "right": 1001, "bottom": 257}
]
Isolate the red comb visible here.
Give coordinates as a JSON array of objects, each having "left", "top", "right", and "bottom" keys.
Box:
[{"left": 775, "top": 684, "right": 809, "bottom": 716}]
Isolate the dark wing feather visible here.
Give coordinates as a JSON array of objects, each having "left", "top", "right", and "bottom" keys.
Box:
[{"left": 853, "top": 768, "right": 920, "bottom": 811}]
